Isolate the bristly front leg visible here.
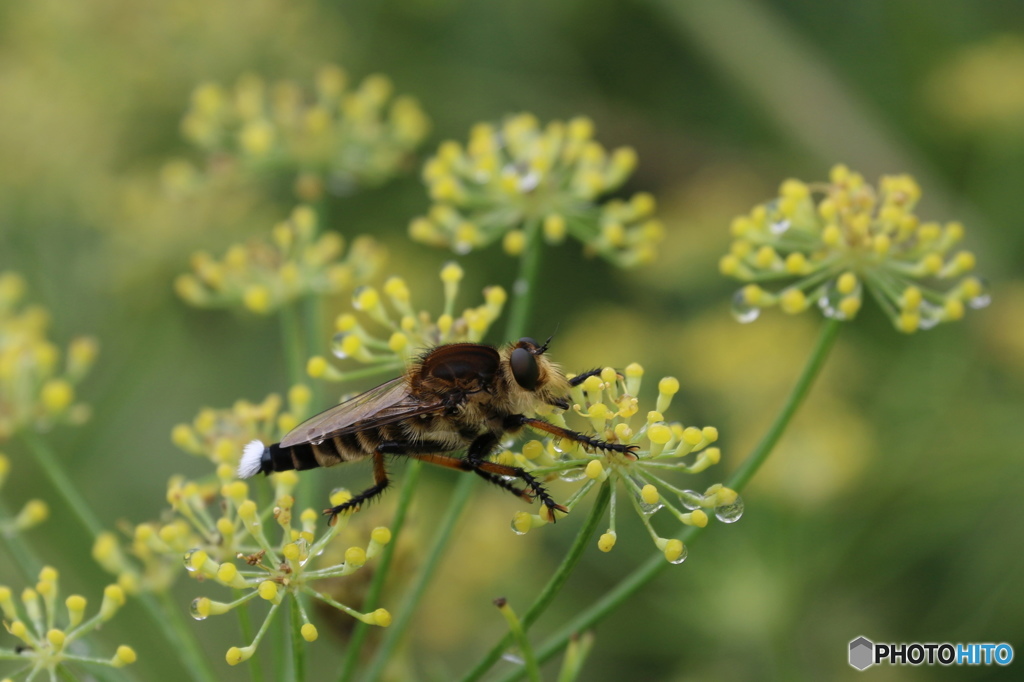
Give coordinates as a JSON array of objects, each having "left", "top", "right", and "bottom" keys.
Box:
[
  {"left": 504, "top": 414, "right": 639, "bottom": 459},
  {"left": 323, "top": 450, "right": 390, "bottom": 525},
  {"left": 466, "top": 433, "right": 568, "bottom": 518}
]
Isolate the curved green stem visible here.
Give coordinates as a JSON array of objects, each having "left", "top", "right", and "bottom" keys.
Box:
[
  {"left": 362, "top": 475, "right": 476, "bottom": 682},
  {"left": 291, "top": 598, "right": 307, "bottom": 682},
  {"left": 493, "top": 319, "right": 843, "bottom": 681},
  {"left": 504, "top": 221, "right": 544, "bottom": 342},
  {"left": 0, "top": 499, "right": 43, "bottom": 581},
  {"left": 459, "top": 483, "right": 611, "bottom": 682},
  {"left": 337, "top": 460, "right": 422, "bottom": 682},
  {"left": 19, "top": 431, "right": 104, "bottom": 537}
]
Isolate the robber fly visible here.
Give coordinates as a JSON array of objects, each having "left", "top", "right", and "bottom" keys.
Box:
[{"left": 238, "top": 337, "right": 636, "bottom": 522}]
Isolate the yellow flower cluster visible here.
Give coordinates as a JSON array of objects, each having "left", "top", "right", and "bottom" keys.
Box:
[
  {"left": 175, "top": 205, "right": 386, "bottom": 314},
  {"left": 508, "top": 364, "right": 740, "bottom": 563},
  {"left": 179, "top": 65, "right": 430, "bottom": 198},
  {"left": 0, "top": 454, "right": 49, "bottom": 536},
  {"left": 181, "top": 473, "right": 392, "bottom": 665},
  {"left": 171, "top": 388, "right": 310, "bottom": 467},
  {"left": 0, "top": 567, "right": 136, "bottom": 678},
  {"left": 307, "top": 262, "right": 506, "bottom": 382},
  {"left": 410, "top": 113, "right": 664, "bottom": 266},
  {"left": 721, "top": 166, "right": 989, "bottom": 333},
  {"left": 0, "top": 272, "right": 97, "bottom": 440}
]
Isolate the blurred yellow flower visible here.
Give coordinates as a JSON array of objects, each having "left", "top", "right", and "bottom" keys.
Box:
[
  {"left": 179, "top": 65, "right": 430, "bottom": 198},
  {"left": 174, "top": 205, "right": 385, "bottom": 314},
  {"left": 308, "top": 262, "right": 506, "bottom": 382},
  {"left": 0, "top": 272, "right": 97, "bottom": 440},
  {"left": 410, "top": 113, "right": 663, "bottom": 266},
  {"left": 721, "top": 166, "right": 990, "bottom": 333}
]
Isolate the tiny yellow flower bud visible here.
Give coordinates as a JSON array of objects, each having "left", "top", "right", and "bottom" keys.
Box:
[
  {"left": 100, "top": 584, "right": 126, "bottom": 620},
  {"left": 238, "top": 500, "right": 258, "bottom": 521},
  {"left": 301, "top": 623, "right": 319, "bottom": 642},
  {"left": 598, "top": 531, "right": 617, "bottom": 552},
  {"left": 226, "top": 646, "right": 253, "bottom": 666},
  {"left": 307, "top": 355, "right": 328, "bottom": 378},
  {"left": 372, "top": 608, "right": 392, "bottom": 627},
  {"left": 521, "top": 440, "right": 544, "bottom": 460},
  {"left": 689, "top": 509, "right": 709, "bottom": 527},
  {"left": 243, "top": 285, "right": 272, "bottom": 314},
  {"left": 112, "top": 645, "right": 137, "bottom": 667},
  {"left": 780, "top": 288, "right": 808, "bottom": 314},
  {"left": 662, "top": 539, "right": 685, "bottom": 563},
  {"left": 371, "top": 527, "right": 392, "bottom": 545},
  {"left": 647, "top": 424, "right": 672, "bottom": 445},
  {"left": 258, "top": 581, "right": 278, "bottom": 601},
  {"left": 512, "top": 511, "right": 534, "bottom": 534},
  {"left": 41, "top": 380, "right": 74, "bottom": 413},
  {"left": 837, "top": 272, "right": 858, "bottom": 295},
  {"left": 345, "top": 546, "right": 367, "bottom": 567},
  {"left": 641, "top": 484, "right": 659, "bottom": 505},
  {"left": 585, "top": 460, "right": 605, "bottom": 479},
  {"left": 543, "top": 214, "right": 567, "bottom": 243},
  {"left": 47, "top": 629, "right": 66, "bottom": 648}
]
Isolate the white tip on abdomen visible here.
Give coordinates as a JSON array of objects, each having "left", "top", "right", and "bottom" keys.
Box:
[{"left": 238, "top": 440, "right": 266, "bottom": 479}]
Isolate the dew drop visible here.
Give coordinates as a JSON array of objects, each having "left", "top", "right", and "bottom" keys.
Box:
[
  {"left": 188, "top": 598, "right": 208, "bottom": 621},
  {"left": 501, "top": 652, "right": 525, "bottom": 666},
  {"left": 714, "top": 495, "right": 745, "bottom": 523},
  {"left": 558, "top": 468, "right": 587, "bottom": 483},
  {"left": 730, "top": 290, "right": 760, "bottom": 324},
  {"left": 509, "top": 519, "right": 527, "bottom": 536},
  {"left": 679, "top": 490, "right": 703, "bottom": 510},
  {"left": 817, "top": 280, "right": 852, "bottom": 320},
  {"left": 968, "top": 278, "right": 992, "bottom": 310},
  {"left": 917, "top": 301, "right": 942, "bottom": 330},
  {"left": 769, "top": 219, "right": 791, "bottom": 235},
  {"left": 668, "top": 545, "right": 688, "bottom": 565},
  {"left": 331, "top": 331, "right": 351, "bottom": 359},
  {"left": 518, "top": 171, "right": 540, "bottom": 193},
  {"left": 183, "top": 548, "right": 201, "bottom": 572}
]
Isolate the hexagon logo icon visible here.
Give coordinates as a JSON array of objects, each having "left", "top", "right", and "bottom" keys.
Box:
[{"left": 849, "top": 636, "right": 874, "bottom": 670}]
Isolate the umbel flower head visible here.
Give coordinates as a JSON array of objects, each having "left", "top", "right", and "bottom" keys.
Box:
[
  {"left": 409, "top": 113, "right": 664, "bottom": 266},
  {"left": 174, "top": 205, "right": 385, "bottom": 314},
  {"left": 720, "top": 166, "right": 990, "bottom": 333},
  {"left": 509, "top": 364, "right": 741, "bottom": 564},
  {"left": 93, "top": 393, "right": 307, "bottom": 593},
  {"left": 0, "top": 454, "right": 49, "bottom": 536},
  {"left": 0, "top": 566, "right": 136, "bottom": 679},
  {"left": 0, "top": 272, "right": 98, "bottom": 440},
  {"left": 171, "top": 387, "right": 311, "bottom": 467},
  {"left": 179, "top": 64, "right": 430, "bottom": 199},
  {"left": 183, "top": 475, "right": 392, "bottom": 665},
  {"left": 307, "top": 262, "right": 506, "bottom": 382}
]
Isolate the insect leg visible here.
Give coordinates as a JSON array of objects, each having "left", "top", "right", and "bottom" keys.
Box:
[
  {"left": 322, "top": 450, "right": 390, "bottom": 525},
  {"left": 504, "top": 415, "right": 639, "bottom": 458},
  {"left": 568, "top": 367, "right": 605, "bottom": 387},
  {"left": 465, "top": 434, "right": 568, "bottom": 517}
]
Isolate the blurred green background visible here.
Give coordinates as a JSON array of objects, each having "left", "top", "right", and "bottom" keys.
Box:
[{"left": 2, "top": 0, "right": 1023, "bottom": 679}]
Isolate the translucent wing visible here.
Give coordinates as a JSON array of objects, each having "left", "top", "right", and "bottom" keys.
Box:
[{"left": 280, "top": 376, "right": 444, "bottom": 447}]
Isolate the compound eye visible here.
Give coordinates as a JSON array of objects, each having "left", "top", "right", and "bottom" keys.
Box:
[
  {"left": 510, "top": 347, "right": 540, "bottom": 391},
  {"left": 518, "top": 336, "right": 539, "bottom": 349}
]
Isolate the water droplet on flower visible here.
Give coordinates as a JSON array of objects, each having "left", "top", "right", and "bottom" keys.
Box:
[
  {"left": 769, "top": 219, "right": 791, "bottom": 235},
  {"left": 679, "top": 490, "right": 703, "bottom": 510},
  {"left": 509, "top": 519, "right": 527, "bottom": 536},
  {"left": 559, "top": 468, "right": 587, "bottom": 483},
  {"left": 188, "top": 598, "right": 208, "bottom": 621},
  {"left": 518, "top": 171, "right": 540, "bottom": 193},
  {"left": 502, "top": 652, "right": 525, "bottom": 665},
  {"left": 714, "top": 496, "right": 744, "bottom": 523},
  {"left": 817, "top": 280, "right": 858, "bottom": 320},
  {"left": 730, "top": 290, "right": 760, "bottom": 323},
  {"left": 968, "top": 278, "right": 991, "bottom": 310},
  {"left": 183, "top": 548, "right": 201, "bottom": 572},
  {"left": 917, "top": 301, "right": 942, "bottom": 330},
  {"left": 668, "top": 545, "right": 688, "bottom": 565},
  {"left": 331, "top": 332, "right": 351, "bottom": 359}
]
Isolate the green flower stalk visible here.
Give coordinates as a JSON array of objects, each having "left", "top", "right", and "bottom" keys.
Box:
[
  {"left": 508, "top": 364, "right": 739, "bottom": 563},
  {"left": 178, "top": 65, "right": 431, "bottom": 199},
  {"left": 307, "top": 262, "right": 506, "bottom": 382},
  {"left": 174, "top": 205, "right": 385, "bottom": 315},
  {"left": 182, "top": 474, "right": 392, "bottom": 666},
  {"left": 409, "top": 113, "right": 664, "bottom": 266},
  {"left": 0, "top": 567, "right": 136, "bottom": 679},
  {"left": 720, "top": 165, "right": 990, "bottom": 332},
  {"left": 0, "top": 272, "right": 98, "bottom": 440}
]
